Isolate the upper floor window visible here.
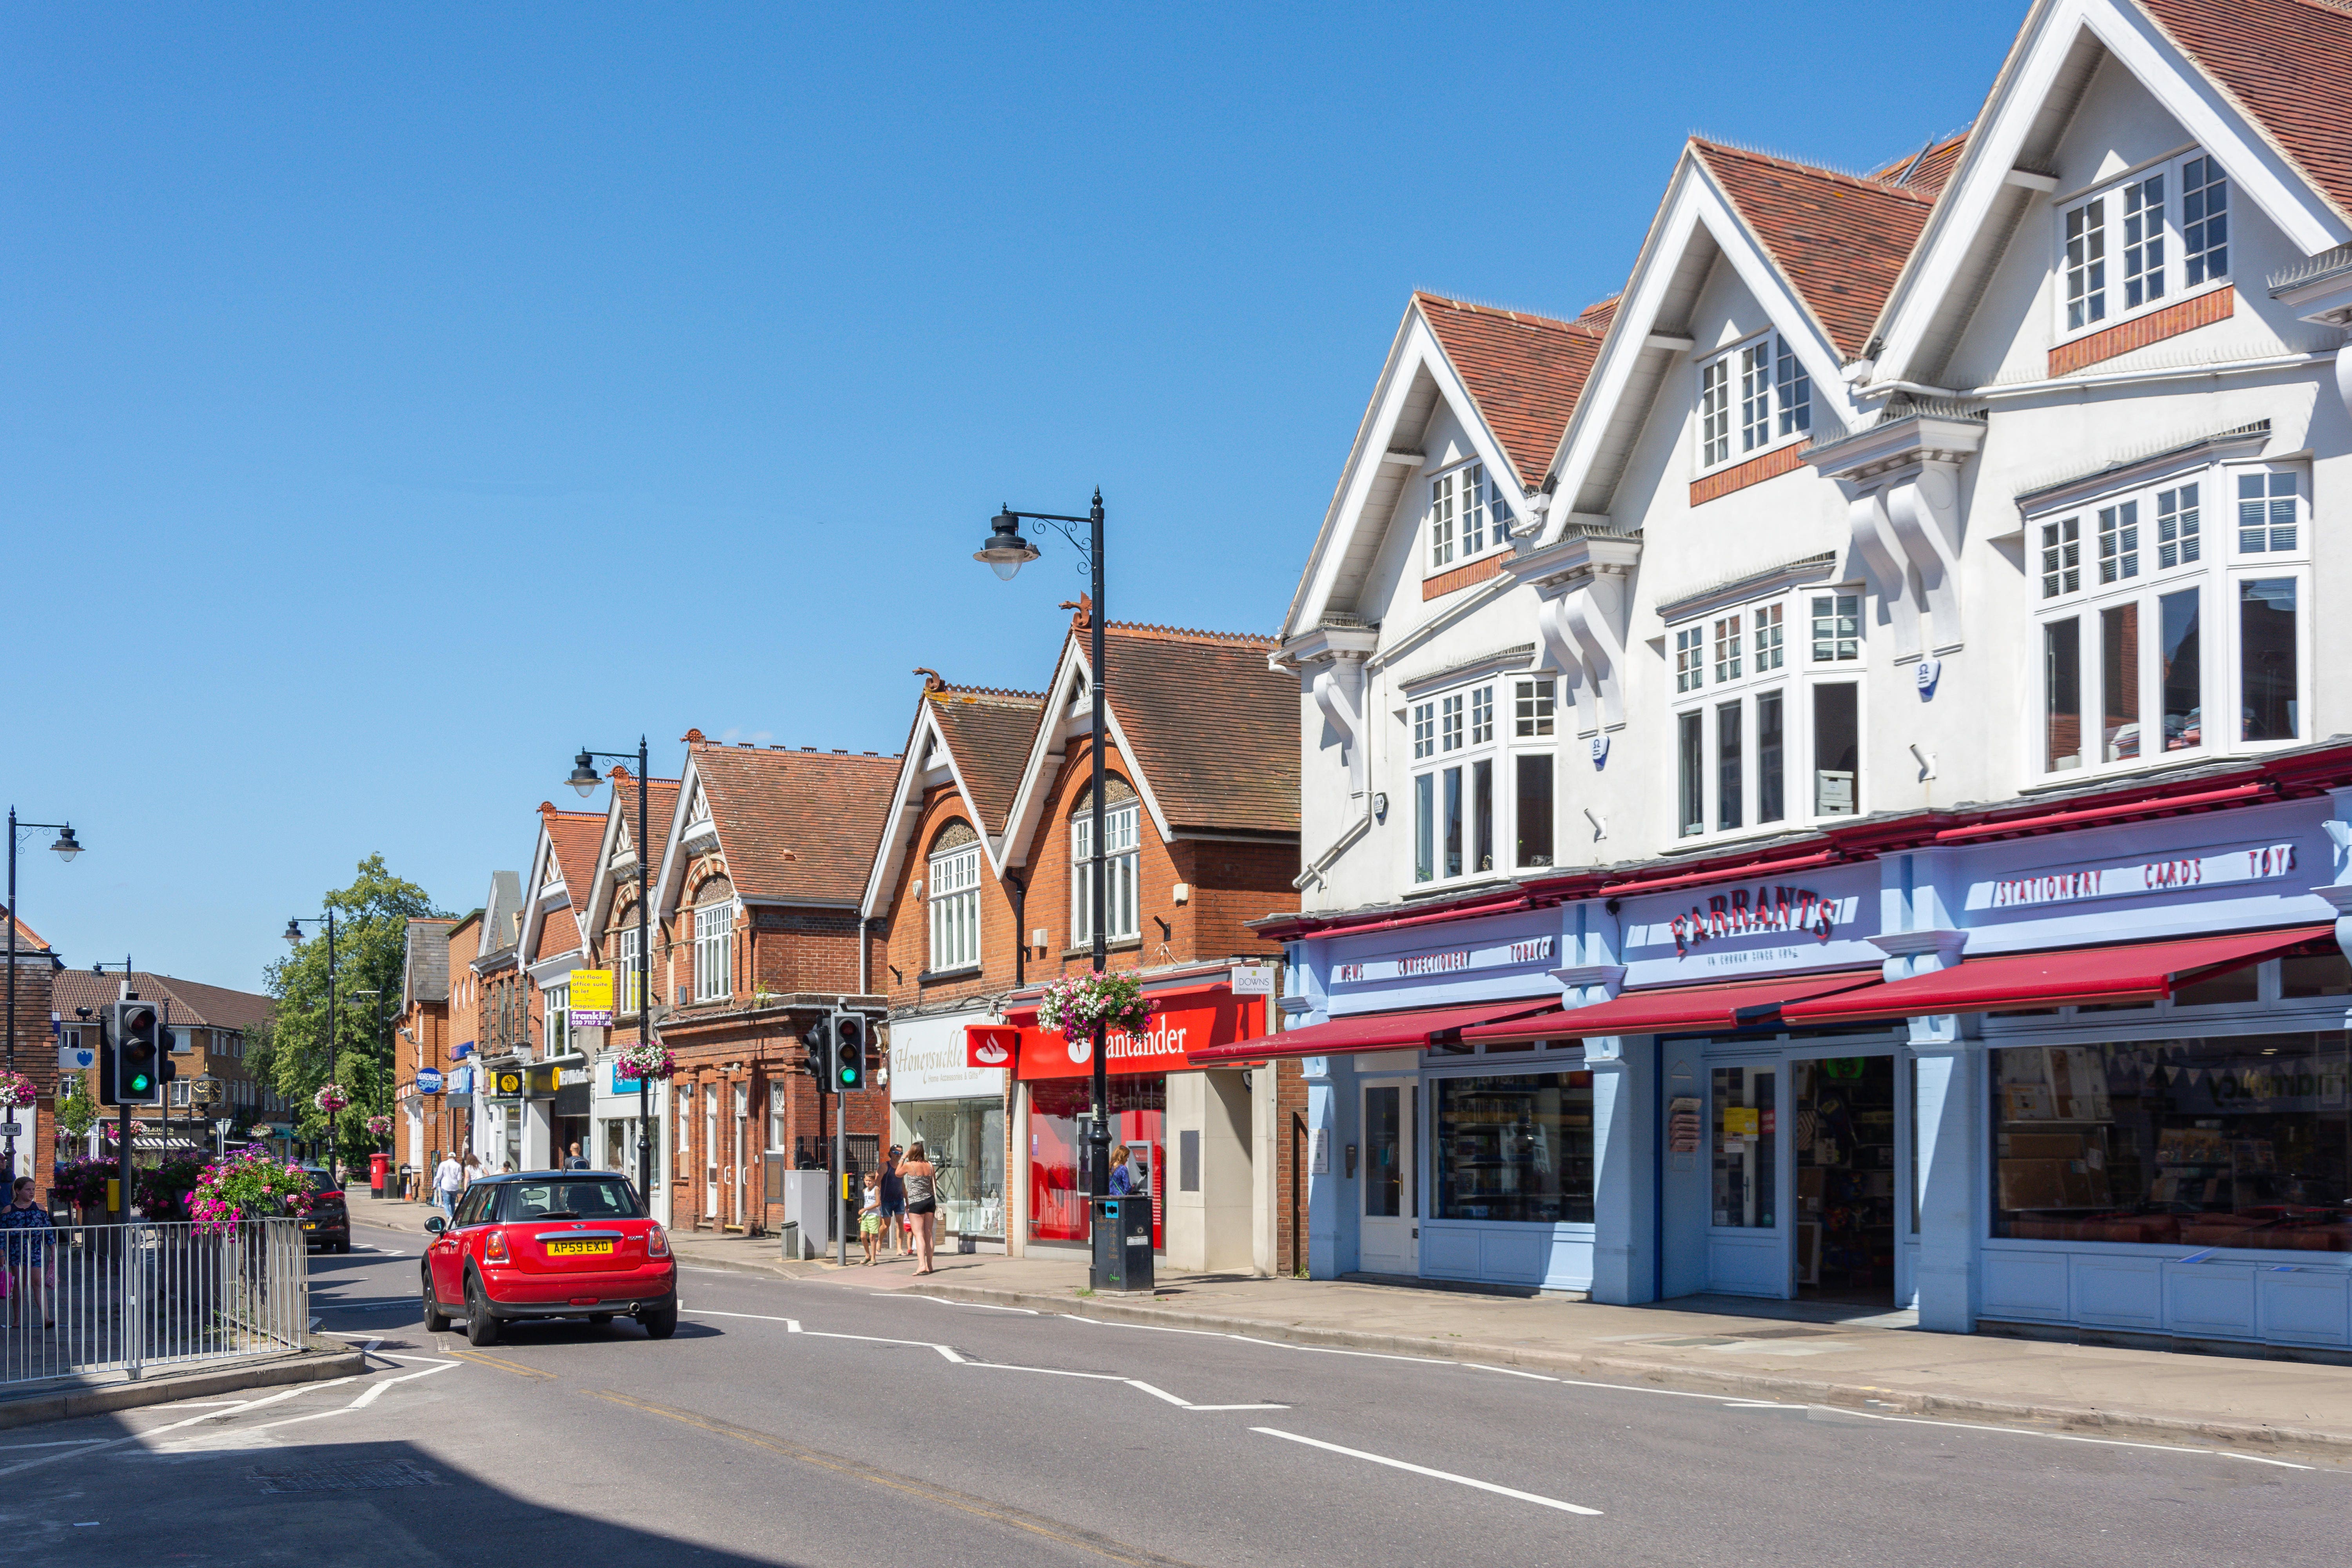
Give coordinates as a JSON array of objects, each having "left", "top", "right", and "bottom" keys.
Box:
[
  {"left": 1428, "top": 462, "right": 1513, "bottom": 572},
  {"left": 1072, "top": 782, "right": 1140, "bottom": 946},
  {"left": 1698, "top": 333, "right": 1808, "bottom": 470},
  {"left": 2036, "top": 462, "right": 2304, "bottom": 776},
  {"left": 618, "top": 924, "right": 644, "bottom": 1014},
  {"left": 544, "top": 983, "right": 570, "bottom": 1058},
  {"left": 2058, "top": 152, "right": 2229, "bottom": 336},
  {"left": 693, "top": 899, "right": 732, "bottom": 1003},
  {"left": 1670, "top": 592, "right": 1862, "bottom": 842},
  {"left": 1412, "top": 677, "right": 1556, "bottom": 884},
  {"left": 927, "top": 824, "right": 982, "bottom": 973}
]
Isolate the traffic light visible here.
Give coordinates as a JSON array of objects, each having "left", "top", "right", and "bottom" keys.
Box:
[
  {"left": 104, "top": 999, "right": 166, "bottom": 1107},
  {"left": 832, "top": 1011, "right": 867, "bottom": 1093},
  {"left": 799, "top": 1016, "right": 833, "bottom": 1090}
]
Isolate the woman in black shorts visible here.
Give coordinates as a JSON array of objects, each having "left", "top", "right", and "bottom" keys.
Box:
[{"left": 900, "top": 1140, "right": 938, "bottom": 1275}]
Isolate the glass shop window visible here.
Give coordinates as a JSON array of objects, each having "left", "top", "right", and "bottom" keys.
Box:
[
  {"left": 1432, "top": 1073, "right": 1594, "bottom": 1224},
  {"left": 1711, "top": 1065, "right": 1777, "bottom": 1228}
]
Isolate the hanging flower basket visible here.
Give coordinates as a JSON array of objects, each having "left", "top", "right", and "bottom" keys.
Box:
[
  {"left": 313, "top": 1083, "right": 351, "bottom": 1115},
  {"left": 615, "top": 1041, "right": 675, "bottom": 1082},
  {"left": 1036, "top": 972, "right": 1152, "bottom": 1041},
  {"left": 365, "top": 1114, "right": 392, "bottom": 1138},
  {"left": 189, "top": 1147, "right": 313, "bottom": 1237},
  {"left": 0, "top": 1071, "right": 37, "bottom": 1108}
]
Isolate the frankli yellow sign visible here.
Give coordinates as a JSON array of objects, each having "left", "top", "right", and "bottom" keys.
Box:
[{"left": 569, "top": 968, "right": 615, "bottom": 1028}]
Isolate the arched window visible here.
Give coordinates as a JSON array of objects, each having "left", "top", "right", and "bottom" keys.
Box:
[
  {"left": 693, "top": 877, "right": 734, "bottom": 1004},
  {"left": 927, "top": 821, "right": 982, "bottom": 971},
  {"left": 1071, "top": 778, "right": 1140, "bottom": 944}
]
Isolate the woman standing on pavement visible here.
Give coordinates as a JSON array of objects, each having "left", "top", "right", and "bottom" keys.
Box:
[
  {"left": 878, "top": 1146, "right": 907, "bottom": 1259},
  {"left": 0, "top": 1179, "right": 56, "bottom": 1328},
  {"left": 900, "top": 1140, "right": 938, "bottom": 1276}
]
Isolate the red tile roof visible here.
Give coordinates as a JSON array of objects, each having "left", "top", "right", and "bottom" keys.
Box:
[
  {"left": 925, "top": 683, "right": 1047, "bottom": 835},
  {"left": 1091, "top": 622, "right": 1298, "bottom": 837},
  {"left": 1867, "top": 130, "right": 1971, "bottom": 200},
  {"left": 2139, "top": 0, "right": 2352, "bottom": 224},
  {"left": 613, "top": 771, "right": 682, "bottom": 868},
  {"left": 542, "top": 808, "right": 605, "bottom": 919},
  {"left": 51, "top": 970, "right": 273, "bottom": 1032},
  {"left": 1693, "top": 140, "right": 1936, "bottom": 360},
  {"left": 2, "top": 907, "right": 48, "bottom": 953},
  {"left": 690, "top": 742, "right": 902, "bottom": 906},
  {"left": 1413, "top": 292, "right": 1605, "bottom": 487}
]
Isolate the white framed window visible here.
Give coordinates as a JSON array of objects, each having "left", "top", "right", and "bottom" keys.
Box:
[
  {"left": 1671, "top": 591, "right": 1860, "bottom": 843},
  {"left": 1413, "top": 679, "right": 1550, "bottom": 884},
  {"left": 927, "top": 831, "right": 982, "bottom": 972},
  {"left": 1470, "top": 686, "right": 1494, "bottom": 745},
  {"left": 693, "top": 901, "right": 732, "bottom": 1003},
  {"left": 1512, "top": 678, "right": 1555, "bottom": 739},
  {"left": 1441, "top": 693, "right": 1464, "bottom": 752},
  {"left": 544, "top": 983, "right": 570, "bottom": 1058},
  {"left": 2034, "top": 461, "right": 2305, "bottom": 777},
  {"left": 1428, "top": 462, "right": 1513, "bottom": 574},
  {"left": 1072, "top": 789, "right": 1140, "bottom": 945},
  {"left": 2056, "top": 151, "right": 2229, "bottom": 338},
  {"left": 1698, "top": 332, "right": 1809, "bottom": 472},
  {"left": 1412, "top": 702, "right": 1435, "bottom": 760},
  {"left": 768, "top": 1082, "right": 786, "bottom": 1151},
  {"left": 618, "top": 925, "right": 644, "bottom": 1014}
]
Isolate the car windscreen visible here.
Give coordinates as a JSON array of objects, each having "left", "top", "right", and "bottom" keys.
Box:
[{"left": 494, "top": 1179, "right": 641, "bottom": 1223}]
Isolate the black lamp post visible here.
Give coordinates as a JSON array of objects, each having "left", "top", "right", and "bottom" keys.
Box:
[
  {"left": 974, "top": 492, "right": 1118, "bottom": 1287},
  {"left": 5, "top": 811, "right": 80, "bottom": 1181},
  {"left": 568, "top": 739, "right": 655, "bottom": 1213},
  {"left": 285, "top": 912, "right": 338, "bottom": 1162}
]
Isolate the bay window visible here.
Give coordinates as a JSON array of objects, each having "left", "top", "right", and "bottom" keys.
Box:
[
  {"left": 1428, "top": 461, "right": 1513, "bottom": 573},
  {"left": 928, "top": 827, "right": 982, "bottom": 972},
  {"left": 1669, "top": 591, "right": 1857, "bottom": 843},
  {"left": 693, "top": 900, "right": 732, "bottom": 1003},
  {"left": 1697, "top": 332, "right": 1809, "bottom": 472},
  {"left": 2057, "top": 150, "right": 2229, "bottom": 338},
  {"left": 1072, "top": 787, "right": 1140, "bottom": 944},
  {"left": 1412, "top": 677, "right": 1555, "bottom": 884},
  {"left": 2035, "top": 462, "right": 2303, "bottom": 776}
]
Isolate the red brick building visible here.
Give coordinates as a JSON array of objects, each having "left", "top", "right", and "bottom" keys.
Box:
[
  {"left": 5, "top": 910, "right": 62, "bottom": 1200},
  {"left": 650, "top": 733, "right": 898, "bottom": 1234},
  {"left": 577, "top": 765, "right": 681, "bottom": 1192},
  {"left": 863, "top": 611, "right": 1308, "bottom": 1272}
]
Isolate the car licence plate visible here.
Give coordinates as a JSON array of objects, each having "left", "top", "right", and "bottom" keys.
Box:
[{"left": 545, "top": 1240, "right": 613, "bottom": 1257}]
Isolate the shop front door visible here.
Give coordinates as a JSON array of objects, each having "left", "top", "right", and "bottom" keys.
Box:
[
  {"left": 1792, "top": 1053, "right": 1898, "bottom": 1304},
  {"left": 1360, "top": 1081, "right": 1417, "bottom": 1275}
]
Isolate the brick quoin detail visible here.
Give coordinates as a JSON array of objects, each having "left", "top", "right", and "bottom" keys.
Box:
[
  {"left": 1420, "top": 552, "right": 1506, "bottom": 602},
  {"left": 1689, "top": 441, "right": 1806, "bottom": 507},
  {"left": 2047, "top": 287, "right": 2233, "bottom": 377}
]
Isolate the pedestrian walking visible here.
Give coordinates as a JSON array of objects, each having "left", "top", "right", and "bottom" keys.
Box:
[
  {"left": 901, "top": 1141, "right": 938, "bottom": 1276},
  {"left": 433, "top": 1149, "right": 465, "bottom": 1220},
  {"left": 858, "top": 1172, "right": 882, "bottom": 1265},
  {"left": 879, "top": 1146, "right": 907, "bottom": 1258},
  {"left": 0, "top": 1178, "right": 58, "bottom": 1328},
  {"left": 564, "top": 1142, "right": 588, "bottom": 1171}
]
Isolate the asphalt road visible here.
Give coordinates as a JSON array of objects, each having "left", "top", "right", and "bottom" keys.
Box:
[{"left": 0, "top": 1216, "right": 2341, "bottom": 1567}]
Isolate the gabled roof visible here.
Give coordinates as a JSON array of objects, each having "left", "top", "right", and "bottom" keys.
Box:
[
  {"left": 403, "top": 916, "right": 455, "bottom": 1011},
  {"left": 858, "top": 675, "right": 1047, "bottom": 918},
  {"left": 1691, "top": 140, "right": 1935, "bottom": 360},
  {"left": 997, "top": 613, "right": 1298, "bottom": 867},
  {"left": 581, "top": 766, "right": 682, "bottom": 945},
  {"left": 475, "top": 870, "right": 524, "bottom": 963},
  {"left": 1869, "top": 130, "right": 1972, "bottom": 200},
  {"left": 51, "top": 970, "right": 272, "bottom": 1032},
  {"left": 657, "top": 735, "right": 901, "bottom": 914},
  {"left": 1412, "top": 293, "right": 1606, "bottom": 486},
  {"left": 519, "top": 804, "right": 603, "bottom": 970},
  {"left": 2140, "top": 0, "right": 2352, "bottom": 225},
  {"left": 3, "top": 906, "right": 50, "bottom": 955}
]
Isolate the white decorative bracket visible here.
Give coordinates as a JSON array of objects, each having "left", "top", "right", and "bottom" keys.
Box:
[
  {"left": 1846, "top": 487, "right": 1919, "bottom": 662},
  {"left": 1515, "top": 533, "right": 1642, "bottom": 738},
  {"left": 1811, "top": 407, "right": 1986, "bottom": 664},
  {"left": 1310, "top": 653, "right": 1371, "bottom": 797}
]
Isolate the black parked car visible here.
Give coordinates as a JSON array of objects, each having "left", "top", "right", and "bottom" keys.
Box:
[{"left": 301, "top": 1167, "right": 350, "bottom": 1252}]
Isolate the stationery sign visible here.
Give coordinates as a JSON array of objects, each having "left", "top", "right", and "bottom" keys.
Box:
[
  {"left": 1969, "top": 843, "right": 2299, "bottom": 911},
  {"left": 1330, "top": 935, "right": 1554, "bottom": 987},
  {"left": 568, "top": 968, "right": 615, "bottom": 1027}
]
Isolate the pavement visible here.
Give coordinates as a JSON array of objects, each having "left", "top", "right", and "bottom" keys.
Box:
[
  {"left": 22, "top": 1210, "right": 2343, "bottom": 1568},
  {"left": 353, "top": 1192, "right": 2352, "bottom": 1459}
]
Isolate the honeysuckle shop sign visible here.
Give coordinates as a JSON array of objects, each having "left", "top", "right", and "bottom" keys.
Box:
[
  {"left": 1970, "top": 842, "right": 2299, "bottom": 911},
  {"left": 1330, "top": 936, "right": 1555, "bottom": 987}
]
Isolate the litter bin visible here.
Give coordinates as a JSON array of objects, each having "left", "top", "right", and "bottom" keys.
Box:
[
  {"left": 369, "top": 1151, "right": 390, "bottom": 1199},
  {"left": 1090, "top": 1194, "right": 1154, "bottom": 1293}
]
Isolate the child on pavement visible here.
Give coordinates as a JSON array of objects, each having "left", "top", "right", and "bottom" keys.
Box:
[{"left": 858, "top": 1172, "right": 882, "bottom": 1265}]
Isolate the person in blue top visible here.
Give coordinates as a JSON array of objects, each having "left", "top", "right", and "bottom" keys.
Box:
[
  {"left": 0, "top": 1178, "right": 57, "bottom": 1329},
  {"left": 1107, "top": 1142, "right": 1133, "bottom": 1196}
]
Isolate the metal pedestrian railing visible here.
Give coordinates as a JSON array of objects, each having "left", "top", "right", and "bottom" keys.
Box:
[{"left": 0, "top": 1217, "right": 310, "bottom": 1388}]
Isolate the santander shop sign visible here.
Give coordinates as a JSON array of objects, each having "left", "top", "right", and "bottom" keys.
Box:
[{"left": 971, "top": 990, "right": 1263, "bottom": 1081}]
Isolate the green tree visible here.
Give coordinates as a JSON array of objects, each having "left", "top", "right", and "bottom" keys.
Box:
[
  {"left": 54, "top": 1069, "right": 99, "bottom": 1142},
  {"left": 256, "top": 854, "right": 443, "bottom": 1161}
]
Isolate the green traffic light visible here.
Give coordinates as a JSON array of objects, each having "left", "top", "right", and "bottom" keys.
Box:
[{"left": 130, "top": 1074, "right": 151, "bottom": 1092}]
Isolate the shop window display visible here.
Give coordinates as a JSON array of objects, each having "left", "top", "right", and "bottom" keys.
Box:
[
  {"left": 1711, "top": 1065, "right": 1776, "bottom": 1228},
  {"left": 1992, "top": 1032, "right": 2352, "bottom": 1250},
  {"left": 1028, "top": 1076, "right": 1164, "bottom": 1248},
  {"left": 1433, "top": 1073, "right": 1593, "bottom": 1224},
  {"left": 1792, "top": 1056, "right": 1896, "bottom": 1300}
]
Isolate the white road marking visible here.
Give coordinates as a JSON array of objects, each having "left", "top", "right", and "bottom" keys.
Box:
[
  {"left": 1254, "top": 1427, "right": 1601, "bottom": 1515},
  {"left": 0, "top": 1440, "right": 112, "bottom": 1451},
  {"left": 1466, "top": 1363, "right": 1559, "bottom": 1381},
  {"left": 352, "top": 1361, "right": 460, "bottom": 1407},
  {"left": 0, "top": 1380, "right": 355, "bottom": 1476},
  {"left": 881, "top": 1293, "right": 1038, "bottom": 1314}
]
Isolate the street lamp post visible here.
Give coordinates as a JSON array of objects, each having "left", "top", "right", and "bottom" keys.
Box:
[
  {"left": 568, "top": 739, "right": 655, "bottom": 1213},
  {"left": 5, "top": 811, "right": 81, "bottom": 1184},
  {"left": 973, "top": 492, "right": 1119, "bottom": 1287},
  {"left": 285, "top": 912, "right": 338, "bottom": 1163}
]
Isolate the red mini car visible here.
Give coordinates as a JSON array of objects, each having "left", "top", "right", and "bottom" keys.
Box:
[{"left": 423, "top": 1172, "right": 676, "bottom": 1346}]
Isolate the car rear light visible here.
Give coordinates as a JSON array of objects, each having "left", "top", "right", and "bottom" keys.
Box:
[
  {"left": 646, "top": 1225, "right": 669, "bottom": 1259},
  {"left": 485, "top": 1230, "right": 510, "bottom": 1264}
]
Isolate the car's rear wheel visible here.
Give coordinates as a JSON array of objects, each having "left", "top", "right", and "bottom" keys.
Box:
[
  {"left": 639, "top": 1305, "right": 677, "bottom": 1340},
  {"left": 335, "top": 1239, "right": 351, "bottom": 1254},
  {"left": 464, "top": 1273, "right": 501, "bottom": 1347},
  {"left": 421, "top": 1268, "right": 451, "bottom": 1334}
]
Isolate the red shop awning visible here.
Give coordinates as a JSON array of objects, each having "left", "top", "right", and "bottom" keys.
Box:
[
  {"left": 1461, "top": 969, "right": 1882, "bottom": 1044},
  {"left": 1187, "top": 997, "right": 1563, "bottom": 1065},
  {"left": 1779, "top": 925, "right": 2336, "bottom": 1026}
]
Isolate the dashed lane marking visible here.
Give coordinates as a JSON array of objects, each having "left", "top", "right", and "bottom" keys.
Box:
[
  {"left": 581, "top": 1388, "right": 1210, "bottom": 1567},
  {"left": 1253, "top": 1427, "right": 1602, "bottom": 1516}
]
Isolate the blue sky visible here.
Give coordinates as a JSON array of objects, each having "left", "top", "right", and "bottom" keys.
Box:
[{"left": 0, "top": 2, "right": 2026, "bottom": 992}]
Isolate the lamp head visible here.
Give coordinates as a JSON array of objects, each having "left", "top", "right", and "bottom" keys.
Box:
[
  {"left": 566, "top": 750, "right": 602, "bottom": 799},
  {"left": 283, "top": 918, "right": 303, "bottom": 944},
  {"left": 975, "top": 506, "right": 1039, "bottom": 581},
  {"left": 49, "top": 826, "right": 80, "bottom": 862}
]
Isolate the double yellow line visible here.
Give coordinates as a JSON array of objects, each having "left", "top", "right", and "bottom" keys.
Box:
[{"left": 447, "top": 1347, "right": 556, "bottom": 1381}]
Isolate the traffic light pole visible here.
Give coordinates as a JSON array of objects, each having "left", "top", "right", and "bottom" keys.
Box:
[{"left": 835, "top": 1081, "right": 847, "bottom": 1269}]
